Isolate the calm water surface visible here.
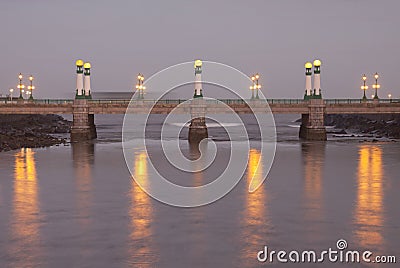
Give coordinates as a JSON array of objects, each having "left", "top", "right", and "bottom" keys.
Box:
[{"left": 0, "top": 115, "right": 399, "bottom": 267}]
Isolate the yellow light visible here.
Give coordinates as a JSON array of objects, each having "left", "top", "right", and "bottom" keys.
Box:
[
  {"left": 313, "top": 59, "right": 321, "bottom": 67},
  {"left": 29, "top": 75, "right": 34, "bottom": 81},
  {"left": 141, "top": 76, "right": 144, "bottom": 81},
  {"left": 250, "top": 86, "right": 253, "bottom": 90},
  {"left": 142, "top": 86, "right": 146, "bottom": 90},
  {"left": 18, "top": 73, "right": 23, "bottom": 80},
  {"left": 135, "top": 85, "right": 139, "bottom": 89},
  {"left": 84, "top": 62, "right": 91, "bottom": 69},
  {"left": 76, "top": 59, "right": 84, "bottom": 67},
  {"left": 251, "top": 76, "right": 255, "bottom": 81},
  {"left": 388, "top": 94, "right": 392, "bottom": 98},
  {"left": 374, "top": 73, "right": 379, "bottom": 80},
  {"left": 194, "top": 59, "right": 202, "bottom": 67},
  {"left": 255, "top": 74, "right": 260, "bottom": 79},
  {"left": 305, "top": 62, "right": 313, "bottom": 69},
  {"left": 362, "top": 74, "right": 367, "bottom": 81}
]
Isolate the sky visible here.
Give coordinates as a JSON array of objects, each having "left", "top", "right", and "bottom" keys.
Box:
[{"left": 0, "top": 0, "right": 399, "bottom": 99}]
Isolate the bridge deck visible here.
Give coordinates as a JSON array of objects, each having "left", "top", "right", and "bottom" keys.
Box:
[{"left": 0, "top": 99, "right": 400, "bottom": 114}]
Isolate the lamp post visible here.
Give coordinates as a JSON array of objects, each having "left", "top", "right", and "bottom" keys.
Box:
[
  {"left": 9, "top": 88, "right": 14, "bottom": 102},
  {"left": 388, "top": 94, "right": 392, "bottom": 102},
  {"left": 17, "top": 73, "right": 25, "bottom": 100},
  {"left": 27, "top": 75, "right": 35, "bottom": 100},
  {"left": 250, "top": 73, "right": 261, "bottom": 99},
  {"left": 372, "top": 72, "right": 380, "bottom": 100},
  {"left": 136, "top": 73, "right": 145, "bottom": 99},
  {"left": 361, "top": 74, "right": 368, "bottom": 101}
]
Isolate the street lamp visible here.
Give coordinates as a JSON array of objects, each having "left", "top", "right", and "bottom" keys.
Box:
[
  {"left": 27, "top": 75, "right": 35, "bottom": 100},
  {"left": 250, "top": 73, "right": 261, "bottom": 99},
  {"left": 9, "top": 88, "right": 14, "bottom": 101},
  {"left": 136, "top": 73, "right": 145, "bottom": 99},
  {"left": 372, "top": 72, "right": 380, "bottom": 100},
  {"left": 361, "top": 74, "right": 368, "bottom": 101},
  {"left": 388, "top": 93, "right": 392, "bottom": 102},
  {"left": 17, "top": 73, "right": 25, "bottom": 100}
]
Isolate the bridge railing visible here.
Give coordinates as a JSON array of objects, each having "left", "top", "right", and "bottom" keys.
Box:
[
  {"left": 0, "top": 99, "right": 74, "bottom": 104},
  {"left": 1, "top": 98, "right": 399, "bottom": 105},
  {"left": 325, "top": 99, "right": 399, "bottom": 104}
]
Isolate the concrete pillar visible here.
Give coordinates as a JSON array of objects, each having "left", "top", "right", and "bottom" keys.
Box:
[
  {"left": 188, "top": 98, "right": 208, "bottom": 143},
  {"left": 313, "top": 59, "right": 322, "bottom": 98},
  {"left": 194, "top": 60, "right": 203, "bottom": 98},
  {"left": 299, "top": 99, "right": 327, "bottom": 141},
  {"left": 84, "top": 62, "right": 92, "bottom": 99},
  {"left": 76, "top": 59, "right": 84, "bottom": 98},
  {"left": 304, "top": 62, "right": 313, "bottom": 100},
  {"left": 71, "top": 99, "right": 97, "bottom": 142}
]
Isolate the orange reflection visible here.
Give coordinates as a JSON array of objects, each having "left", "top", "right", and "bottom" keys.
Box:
[
  {"left": 302, "top": 143, "right": 325, "bottom": 219},
  {"left": 129, "top": 151, "right": 157, "bottom": 266},
  {"left": 241, "top": 149, "right": 268, "bottom": 264},
  {"left": 72, "top": 143, "right": 94, "bottom": 227},
  {"left": 354, "top": 145, "right": 384, "bottom": 248},
  {"left": 11, "top": 148, "right": 41, "bottom": 266}
]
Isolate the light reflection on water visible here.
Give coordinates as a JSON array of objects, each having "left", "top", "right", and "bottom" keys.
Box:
[
  {"left": 354, "top": 145, "right": 384, "bottom": 250},
  {"left": 241, "top": 149, "right": 269, "bottom": 265},
  {"left": 302, "top": 143, "right": 325, "bottom": 235},
  {"left": 128, "top": 150, "right": 158, "bottom": 267},
  {"left": 10, "top": 148, "right": 41, "bottom": 267},
  {"left": 72, "top": 142, "right": 94, "bottom": 228}
]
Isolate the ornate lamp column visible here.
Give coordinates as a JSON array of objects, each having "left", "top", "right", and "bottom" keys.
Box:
[
  {"left": 361, "top": 74, "right": 368, "bottom": 101},
  {"left": 313, "top": 60, "right": 322, "bottom": 98},
  {"left": 17, "top": 73, "right": 25, "bottom": 100},
  {"left": 84, "top": 62, "right": 92, "bottom": 99},
  {"left": 75, "top": 59, "right": 84, "bottom": 98},
  {"left": 250, "top": 75, "right": 255, "bottom": 99},
  {"left": 372, "top": 72, "right": 380, "bottom": 100},
  {"left": 304, "top": 62, "right": 313, "bottom": 100},
  {"left": 136, "top": 73, "right": 145, "bottom": 99},
  {"left": 250, "top": 73, "right": 261, "bottom": 99},
  {"left": 27, "top": 75, "right": 35, "bottom": 101},
  {"left": 194, "top": 60, "right": 203, "bottom": 98}
]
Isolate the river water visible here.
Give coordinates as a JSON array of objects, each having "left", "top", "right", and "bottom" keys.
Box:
[{"left": 0, "top": 114, "right": 399, "bottom": 267}]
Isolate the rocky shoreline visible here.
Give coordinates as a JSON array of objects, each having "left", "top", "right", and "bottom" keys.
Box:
[
  {"left": 0, "top": 114, "right": 71, "bottom": 152},
  {"left": 325, "top": 114, "right": 400, "bottom": 139}
]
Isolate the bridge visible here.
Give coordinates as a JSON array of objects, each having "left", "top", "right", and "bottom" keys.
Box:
[
  {"left": 2, "top": 59, "right": 399, "bottom": 142},
  {"left": 1, "top": 98, "right": 399, "bottom": 141}
]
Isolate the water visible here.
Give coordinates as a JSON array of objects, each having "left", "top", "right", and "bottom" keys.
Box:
[{"left": 0, "top": 114, "right": 399, "bottom": 267}]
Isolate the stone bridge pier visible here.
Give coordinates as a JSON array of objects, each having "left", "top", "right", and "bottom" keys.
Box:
[
  {"left": 70, "top": 100, "right": 97, "bottom": 142},
  {"left": 299, "top": 99, "right": 327, "bottom": 141}
]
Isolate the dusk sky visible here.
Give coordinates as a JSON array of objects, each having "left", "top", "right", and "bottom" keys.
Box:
[{"left": 1, "top": 0, "right": 399, "bottom": 99}]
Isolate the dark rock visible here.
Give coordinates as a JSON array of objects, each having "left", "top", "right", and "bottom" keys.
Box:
[{"left": 0, "top": 114, "right": 72, "bottom": 152}]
